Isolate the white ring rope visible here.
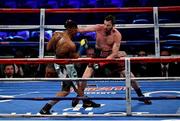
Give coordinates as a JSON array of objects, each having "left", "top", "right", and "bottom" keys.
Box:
[
  {"left": 0, "top": 23, "right": 180, "bottom": 30},
  {"left": 0, "top": 77, "right": 180, "bottom": 82},
  {"left": 0, "top": 25, "right": 40, "bottom": 30}
]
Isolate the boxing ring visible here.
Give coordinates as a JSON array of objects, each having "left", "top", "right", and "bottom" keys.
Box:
[
  {"left": 0, "top": 6, "right": 180, "bottom": 120},
  {"left": 0, "top": 58, "right": 180, "bottom": 120}
]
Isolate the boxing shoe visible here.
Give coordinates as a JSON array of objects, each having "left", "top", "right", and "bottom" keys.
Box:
[
  {"left": 138, "top": 95, "right": 152, "bottom": 105},
  {"left": 83, "top": 99, "right": 101, "bottom": 108},
  {"left": 39, "top": 103, "right": 52, "bottom": 115},
  {"left": 72, "top": 95, "right": 80, "bottom": 107}
]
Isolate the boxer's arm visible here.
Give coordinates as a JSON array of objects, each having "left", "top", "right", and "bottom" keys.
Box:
[
  {"left": 78, "top": 24, "right": 100, "bottom": 33},
  {"left": 107, "top": 32, "right": 122, "bottom": 59},
  {"left": 47, "top": 32, "right": 62, "bottom": 51},
  {"left": 82, "top": 66, "right": 94, "bottom": 78}
]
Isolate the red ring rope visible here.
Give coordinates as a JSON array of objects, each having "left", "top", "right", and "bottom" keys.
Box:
[
  {"left": 0, "top": 6, "right": 179, "bottom": 13},
  {"left": 0, "top": 57, "right": 179, "bottom": 64}
]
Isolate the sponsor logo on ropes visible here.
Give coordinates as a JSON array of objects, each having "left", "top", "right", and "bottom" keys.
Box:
[{"left": 71, "top": 86, "right": 127, "bottom": 94}]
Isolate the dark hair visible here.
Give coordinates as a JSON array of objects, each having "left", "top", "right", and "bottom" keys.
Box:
[
  {"left": 3, "top": 64, "right": 15, "bottom": 71},
  {"left": 64, "top": 19, "right": 77, "bottom": 29},
  {"left": 105, "top": 15, "right": 116, "bottom": 25}
]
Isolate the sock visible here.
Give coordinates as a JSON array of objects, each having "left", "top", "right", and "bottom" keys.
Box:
[
  {"left": 135, "top": 88, "right": 144, "bottom": 97},
  {"left": 41, "top": 103, "right": 52, "bottom": 112}
]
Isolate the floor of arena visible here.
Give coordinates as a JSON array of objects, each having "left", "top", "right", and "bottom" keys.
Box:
[{"left": 0, "top": 80, "right": 180, "bottom": 120}]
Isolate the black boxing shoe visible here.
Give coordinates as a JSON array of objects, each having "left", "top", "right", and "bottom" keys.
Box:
[
  {"left": 39, "top": 103, "right": 52, "bottom": 115},
  {"left": 72, "top": 95, "right": 80, "bottom": 107},
  {"left": 83, "top": 99, "right": 101, "bottom": 108},
  {"left": 138, "top": 96, "right": 152, "bottom": 105}
]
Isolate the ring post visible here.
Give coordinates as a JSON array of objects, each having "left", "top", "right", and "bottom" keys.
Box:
[
  {"left": 39, "top": 8, "right": 45, "bottom": 58},
  {"left": 125, "top": 57, "right": 132, "bottom": 116},
  {"left": 153, "top": 7, "right": 160, "bottom": 57}
]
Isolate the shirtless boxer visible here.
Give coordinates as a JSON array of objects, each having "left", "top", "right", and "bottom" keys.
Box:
[
  {"left": 72, "top": 15, "right": 151, "bottom": 106},
  {"left": 39, "top": 20, "right": 100, "bottom": 115}
]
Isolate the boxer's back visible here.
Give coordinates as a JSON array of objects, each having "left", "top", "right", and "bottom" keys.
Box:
[{"left": 55, "top": 32, "right": 79, "bottom": 59}]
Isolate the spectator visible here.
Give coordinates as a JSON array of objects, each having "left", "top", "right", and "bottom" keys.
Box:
[
  {"left": 132, "top": 50, "right": 149, "bottom": 77},
  {"left": 14, "top": 49, "right": 25, "bottom": 77},
  {"left": 23, "top": 54, "right": 43, "bottom": 78},
  {"left": 148, "top": 49, "right": 180, "bottom": 77},
  {"left": 2, "top": 64, "right": 21, "bottom": 78},
  {"left": 86, "top": 46, "right": 96, "bottom": 58},
  {"left": 76, "top": 46, "right": 96, "bottom": 77},
  {"left": 23, "top": 64, "right": 40, "bottom": 77},
  {"left": 45, "top": 64, "right": 58, "bottom": 78}
]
